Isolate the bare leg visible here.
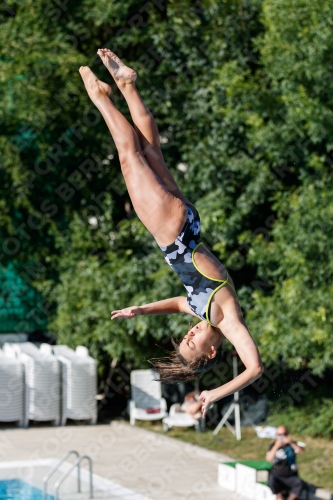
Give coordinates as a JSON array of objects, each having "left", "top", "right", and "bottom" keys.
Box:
[
  {"left": 97, "top": 49, "right": 190, "bottom": 202},
  {"left": 79, "top": 66, "right": 186, "bottom": 246},
  {"left": 184, "top": 401, "right": 203, "bottom": 416}
]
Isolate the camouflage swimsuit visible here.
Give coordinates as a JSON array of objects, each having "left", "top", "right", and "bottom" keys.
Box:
[{"left": 159, "top": 204, "right": 235, "bottom": 327}]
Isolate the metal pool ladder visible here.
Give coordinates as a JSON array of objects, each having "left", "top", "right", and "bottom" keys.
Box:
[{"left": 43, "top": 450, "right": 93, "bottom": 500}]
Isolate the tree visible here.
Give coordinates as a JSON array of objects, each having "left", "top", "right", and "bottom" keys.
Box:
[{"left": 243, "top": 0, "right": 333, "bottom": 374}]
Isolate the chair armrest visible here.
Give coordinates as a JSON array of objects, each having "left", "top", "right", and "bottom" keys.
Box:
[
  {"left": 169, "top": 403, "right": 180, "bottom": 416},
  {"left": 160, "top": 398, "right": 167, "bottom": 413}
]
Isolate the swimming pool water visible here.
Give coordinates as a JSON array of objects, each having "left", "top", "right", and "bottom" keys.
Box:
[{"left": 0, "top": 479, "right": 54, "bottom": 500}]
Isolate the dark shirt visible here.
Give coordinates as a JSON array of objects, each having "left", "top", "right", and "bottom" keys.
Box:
[{"left": 268, "top": 442, "right": 298, "bottom": 477}]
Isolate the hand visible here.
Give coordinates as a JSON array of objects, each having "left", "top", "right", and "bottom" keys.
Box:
[
  {"left": 275, "top": 438, "right": 285, "bottom": 449},
  {"left": 111, "top": 306, "right": 142, "bottom": 320},
  {"left": 283, "top": 435, "right": 292, "bottom": 445},
  {"left": 275, "top": 435, "right": 292, "bottom": 448},
  {"left": 199, "top": 390, "right": 213, "bottom": 418}
]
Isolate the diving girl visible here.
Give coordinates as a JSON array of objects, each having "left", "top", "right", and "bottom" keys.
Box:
[{"left": 79, "top": 50, "right": 263, "bottom": 416}]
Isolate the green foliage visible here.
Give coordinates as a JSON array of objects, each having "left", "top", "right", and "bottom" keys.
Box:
[
  {"left": 1, "top": 0, "right": 333, "bottom": 422},
  {"left": 269, "top": 398, "right": 333, "bottom": 440},
  {"left": 48, "top": 208, "right": 190, "bottom": 369},
  {"left": 247, "top": 181, "right": 333, "bottom": 374}
]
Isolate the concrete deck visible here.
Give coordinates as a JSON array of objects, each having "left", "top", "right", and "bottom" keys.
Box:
[{"left": 0, "top": 422, "right": 247, "bottom": 499}]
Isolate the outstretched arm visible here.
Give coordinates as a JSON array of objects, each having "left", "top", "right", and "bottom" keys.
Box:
[
  {"left": 111, "top": 296, "right": 198, "bottom": 319},
  {"left": 199, "top": 319, "right": 263, "bottom": 416}
]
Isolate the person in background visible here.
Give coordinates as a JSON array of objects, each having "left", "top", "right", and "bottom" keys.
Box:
[
  {"left": 173, "top": 390, "right": 203, "bottom": 420},
  {"left": 266, "top": 425, "right": 306, "bottom": 500}
]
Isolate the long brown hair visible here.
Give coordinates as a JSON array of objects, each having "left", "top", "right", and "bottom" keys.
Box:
[{"left": 149, "top": 332, "right": 224, "bottom": 383}]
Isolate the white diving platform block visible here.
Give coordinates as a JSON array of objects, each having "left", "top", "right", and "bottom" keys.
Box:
[{"left": 218, "top": 462, "right": 237, "bottom": 491}]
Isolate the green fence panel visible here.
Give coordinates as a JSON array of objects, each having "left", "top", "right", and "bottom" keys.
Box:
[{"left": 0, "top": 265, "right": 48, "bottom": 333}]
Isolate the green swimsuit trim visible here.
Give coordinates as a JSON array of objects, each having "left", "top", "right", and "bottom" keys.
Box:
[{"left": 192, "top": 242, "right": 236, "bottom": 328}]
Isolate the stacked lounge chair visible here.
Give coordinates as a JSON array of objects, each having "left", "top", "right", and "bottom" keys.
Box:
[
  {"left": 3, "top": 342, "right": 60, "bottom": 426},
  {"left": 48, "top": 345, "right": 97, "bottom": 426},
  {"left": 0, "top": 347, "right": 24, "bottom": 426}
]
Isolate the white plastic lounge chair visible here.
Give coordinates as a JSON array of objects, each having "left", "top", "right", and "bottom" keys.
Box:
[
  {"left": 49, "top": 344, "right": 97, "bottom": 426},
  {"left": 162, "top": 403, "right": 201, "bottom": 431},
  {"left": 0, "top": 348, "right": 25, "bottom": 427},
  {"left": 4, "top": 342, "right": 60, "bottom": 427},
  {"left": 129, "top": 369, "right": 167, "bottom": 425}
]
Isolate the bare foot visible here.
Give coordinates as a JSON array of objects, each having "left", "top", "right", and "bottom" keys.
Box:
[
  {"left": 97, "top": 48, "right": 137, "bottom": 88},
  {"left": 79, "top": 66, "right": 111, "bottom": 105}
]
